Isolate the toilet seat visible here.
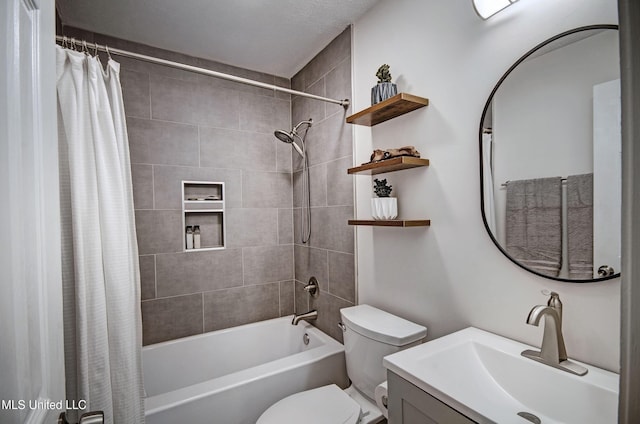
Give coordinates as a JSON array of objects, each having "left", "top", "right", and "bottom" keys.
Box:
[{"left": 256, "top": 384, "right": 361, "bottom": 424}]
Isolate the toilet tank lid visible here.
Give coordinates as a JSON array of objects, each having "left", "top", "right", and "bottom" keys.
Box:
[{"left": 340, "top": 305, "right": 427, "bottom": 346}]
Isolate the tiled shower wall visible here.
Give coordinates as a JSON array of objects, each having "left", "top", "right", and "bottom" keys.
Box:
[
  {"left": 60, "top": 25, "right": 355, "bottom": 345},
  {"left": 291, "top": 28, "right": 356, "bottom": 343}
]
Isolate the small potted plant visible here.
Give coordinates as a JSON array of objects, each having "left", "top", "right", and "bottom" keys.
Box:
[
  {"left": 372, "top": 178, "right": 398, "bottom": 220},
  {"left": 371, "top": 64, "right": 398, "bottom": 105}
]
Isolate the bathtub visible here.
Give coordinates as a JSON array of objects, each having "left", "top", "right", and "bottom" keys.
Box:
[{"left": 143, "top": 316, "right": 348, "bottom": 424}]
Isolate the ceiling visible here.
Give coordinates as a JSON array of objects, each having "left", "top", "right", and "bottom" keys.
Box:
[{"left": 56, "top": 0, "right": 381, "bottom": 78}]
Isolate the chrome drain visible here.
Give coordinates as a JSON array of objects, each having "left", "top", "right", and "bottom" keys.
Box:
[
  {"left": 303, "top": 333, "right": 310, "bottom": 345},
  {"left": 517, "top": 412, "right": 541, "bottom": 424}
]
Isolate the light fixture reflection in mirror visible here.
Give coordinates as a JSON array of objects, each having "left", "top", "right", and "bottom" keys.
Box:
[
  {"left": 479, "top": 25, "right": 621, "bottom": 283},
  {"left": 473, "top": 0, "right": 518, "bottom": 19}
]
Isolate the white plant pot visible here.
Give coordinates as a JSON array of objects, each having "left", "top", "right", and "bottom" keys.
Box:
[{"left": 371, "top": 197, "right": 398, "bottom": 220}]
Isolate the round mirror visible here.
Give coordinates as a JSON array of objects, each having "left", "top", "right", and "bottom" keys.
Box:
[{"left": 479, "top": 25, "right": 620, "bottom": 282}]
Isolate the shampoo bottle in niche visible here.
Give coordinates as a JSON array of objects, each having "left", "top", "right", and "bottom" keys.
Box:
[
  {"left": 193, "top": 225, "right": 201, "bottom": 249},
  {"left": 185, "top": 226, "right": 194, "bottom": 250}
]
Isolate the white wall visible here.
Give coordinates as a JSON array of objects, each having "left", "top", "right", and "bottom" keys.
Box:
[{"left": 353, "top": 0, "right": 620, "bottom": 371}]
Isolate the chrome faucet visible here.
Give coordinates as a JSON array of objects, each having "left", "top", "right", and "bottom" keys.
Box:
[
  {"left": 292, "top": 309, "right": 318, "bottom": 325},
  {"left": 521, "top": 292, "right": 588, "bottom": 376}
]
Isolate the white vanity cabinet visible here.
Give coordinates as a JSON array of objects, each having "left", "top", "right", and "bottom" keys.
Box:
[{"left": 387, "top": 371, "right": 476, "bottom": 424}]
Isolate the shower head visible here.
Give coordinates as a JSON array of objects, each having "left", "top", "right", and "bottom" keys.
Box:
[
  {"left": 274, "top": 119, "right": 312, "bottom": 157},
  {"left": 274, "top": 129, "right": 304, "bottom": 157},
  {"left": 274, "top": 129, "right": 295, "bottom": 144}
]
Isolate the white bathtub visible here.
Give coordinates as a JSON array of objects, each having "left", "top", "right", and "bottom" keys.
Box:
[{"left": 143, "top": 316, "right": 348, "bottom": 424}]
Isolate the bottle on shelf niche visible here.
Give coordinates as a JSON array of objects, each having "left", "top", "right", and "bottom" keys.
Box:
[
  {"left": 185, "top": 226, "right": 194, "bottom": 250},
  {"left": 193, "top": 225, "right": 201, "bottom": 249}
]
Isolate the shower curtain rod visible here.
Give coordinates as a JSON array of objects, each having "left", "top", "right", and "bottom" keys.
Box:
[{"left": 55, "top": 35, "right": 350, "bottom": 108}]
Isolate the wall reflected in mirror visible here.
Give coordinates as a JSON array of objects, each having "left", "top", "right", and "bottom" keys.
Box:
[{"left": 480, "top": 26, "right": 621, "bottom": 282}]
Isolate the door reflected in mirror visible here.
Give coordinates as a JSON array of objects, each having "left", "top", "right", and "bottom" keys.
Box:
[{"left": 480, "top": 25, "right": 620, "bottom": 282}]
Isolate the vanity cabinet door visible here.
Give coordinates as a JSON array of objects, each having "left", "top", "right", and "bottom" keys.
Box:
[{"left": 387, "top": 372, "right": 476, "bottom": 424}]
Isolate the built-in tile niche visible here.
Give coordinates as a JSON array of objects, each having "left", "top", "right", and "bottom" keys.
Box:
[{"left": 182, "top": 181, "right": 226, "bottom": 251}]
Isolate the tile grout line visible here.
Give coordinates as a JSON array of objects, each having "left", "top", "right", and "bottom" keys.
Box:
[{"left": 153, "top": 254, "right": 157, "bottom": 299}]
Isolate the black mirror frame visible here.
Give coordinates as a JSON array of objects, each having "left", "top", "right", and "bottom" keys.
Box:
[{"left": 478, "top": 24, "right": 620, "bottom": 283}]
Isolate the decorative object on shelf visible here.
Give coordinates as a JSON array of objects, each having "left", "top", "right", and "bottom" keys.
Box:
[
  {"left": 185, "top": 226, "right": 194, "bottom": 250},
  {"left": 371, "top": 64, "right": 398, "bottom": 105},
  {"left": 193, "top": 225, "right": 201, "bottom": 249},
  {"left": 369, "top": 145, "right": 421, "bottom": 163},
  {"left": 372, "top": 178, "right": 398, "bottom": 220}
]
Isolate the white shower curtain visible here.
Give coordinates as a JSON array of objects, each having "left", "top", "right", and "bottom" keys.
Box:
[{"left": 56, "top": 46, "right": 145, "bottom": 424}]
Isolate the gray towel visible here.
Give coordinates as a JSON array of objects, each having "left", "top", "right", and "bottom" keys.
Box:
[
  {"left": 506, "top": 177, "right": 563, "bottom": 277},
  {"left": 567, "top": 173, "right": 593, "bottom": 279}
]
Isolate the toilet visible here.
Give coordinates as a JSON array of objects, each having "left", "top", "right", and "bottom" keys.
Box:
[{"left": 257, "top": 304, "right": 427, "bottom": 424}]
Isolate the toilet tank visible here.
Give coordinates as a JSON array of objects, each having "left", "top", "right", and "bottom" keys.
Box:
[{"left": 340, "top": 305, "right": 427, "bottom": 400}]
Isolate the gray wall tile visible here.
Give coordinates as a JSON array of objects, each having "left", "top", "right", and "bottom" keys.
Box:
[
  {"left": 280, "top": 280, "right": 295, "bottom": 316},
  {"left": 155, "top": 249, "right": 243, "bottom": 297},
  {"left": 291, "top": 96, "right": 310, "bottom": 141},
  {"left": 196, "top": 58, "right": 277, "bottom": 98},
  {"left": 200, "top": 127, "right": 277, "bottom": 172},
  {"left": 139, "top": 254, "right": 156, "bottom": 300},
  {"left": 121, "top": 69, "right": 150, "bottom": 119},
  {"left": 278, "top": 208, "right": 294, "bottom": 244},
  {"left": 304, "top": 113, "right": 353, "bottom": 167},
  {"left": 242, "top": 171, "right": 292, "bottom": 208},
  {"left": 274, "top": 77, "right": 291, "bottom": 101},
  {"left": 292, "top": 79, "right": 325, "bottom": 127},
  {"left": 150, "top": 74, "right": 240, "bottom": 128},
  {"left": 310, "top": 291, "right": 354, "bottom": 343},
  {"left": 328, "top": 251, "right": 355, "bottom": 303},
  {"left": 131, "top": 164, "right": 154, "bottom": 209},
  {"left": 276, "top": 139, "right": 293, "bottom": 173},
  {"left": 309, "top": 164, "right": 328, "bottom": 207},
  {"left": 325, "top": 57, "right": 352, "bottom": 116},
  {"left": 326, "top": 156, "right": 354, "bottom": 207},
  {"left": 153, "top": 165, "right": 242, "bottom": 210},
  {"left": 295, "top": 245, "right": 328, "bottom": 286},
  {"left": 135, "top": 210, "right": 183, "bottom": 254},
  {"left": 225, "top": 208, "right": 278, "bottom": 247},
  {"left": 239, "top": 92, "right": 290, "bottom": 134},
  {"left": 203, "top": 283, "right": 280, "bottom": 331},
  {"left": 127, "top": 117, "right": 199, "bottom": 166},
  {"left": 309, "top": 206, "right": 354, "bottom": 253},
  {"left": 243, "top": 245, "right": 294, "bottom": 285},
  {"left": 141, "top": 294, "right": 203, "bottom": 345},
  {"left": 293, "top": 166, "right": 327, "bottom": 208},
  {"left": 291, "top": 73, "right": 305, "bottom": 93},
  {"left": 294, "top": 280, "right": 310, "bottom": 314},
  {"left": 294, "top": 206, "right": 354, "bottom": 253}
]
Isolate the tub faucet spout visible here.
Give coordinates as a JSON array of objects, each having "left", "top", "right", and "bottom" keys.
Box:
[{"left": 292, "top": 310, "right": 318, "bottom": 325}]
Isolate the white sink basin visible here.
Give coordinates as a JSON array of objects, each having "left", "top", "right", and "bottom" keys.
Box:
[{"left": 383, "top": 327, "right": 618, "bottom": 424}]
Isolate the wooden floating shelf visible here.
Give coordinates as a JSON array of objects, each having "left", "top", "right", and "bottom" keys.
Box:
[
  {"left": 348, "top": 220, "right": 431, "bottom": 227},
  {"left": 346, "top": 93, "right": 429, "bottom": 126},
  {"left": 348, "top": 156, "right": 430, "bottom": 175}
]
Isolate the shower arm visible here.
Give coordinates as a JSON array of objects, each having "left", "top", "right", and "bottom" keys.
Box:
[{"left": 292, "top": 120, "right": 313, "bottom": 133}]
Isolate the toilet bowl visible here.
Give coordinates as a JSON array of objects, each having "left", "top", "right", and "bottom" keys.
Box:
[{"left": 257, "top": 305, "right": 427, "bottom": 424}]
